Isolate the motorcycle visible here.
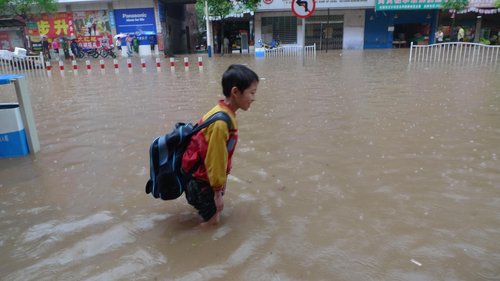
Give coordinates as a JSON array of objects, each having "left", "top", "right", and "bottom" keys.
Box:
[
  {"left": 258, "top": 38, "right": 281, "bottom": 49},
  {"left": 98, "top": 45, "right": 116, "bottom": 58},
  {"left": 77, "top": 47, "right": 100, "bottom": 59}
]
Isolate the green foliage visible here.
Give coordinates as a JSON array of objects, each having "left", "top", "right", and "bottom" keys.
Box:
[
  {"left": 0, "top": 0, "right": 57, "bottom": 20},
  {"left": 195, "top": 1, "right": 206, "bottom": 30},
  {"left": 440, "top": 0, "right": 469, "bottom": 11},
  {"left": 495, "top": 0, "right": 500, "bottom": 8},
  {"left": 196, "top": 0, "right": 260, "bottom": 21},
  {"left": 479, "top": 38, "right": 490, "bottom": 45}
]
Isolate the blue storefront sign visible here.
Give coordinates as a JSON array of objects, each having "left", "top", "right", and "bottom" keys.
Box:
[{"left": 114, "top": 8, "right": 157, "bottom": 44}]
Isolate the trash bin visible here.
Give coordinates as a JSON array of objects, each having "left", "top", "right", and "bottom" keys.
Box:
[
  {"left": 0, "top": 103, "right": 29, "bottom": 158},
  {"left": 255, "top": 47, "right": 265, "bottom": 58}
]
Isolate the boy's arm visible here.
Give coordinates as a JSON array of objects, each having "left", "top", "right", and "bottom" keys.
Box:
[{"left": 204, "top": 120, "right": 229, "bottom": 190}]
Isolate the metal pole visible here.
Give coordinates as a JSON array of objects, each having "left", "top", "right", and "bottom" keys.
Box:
[
  {"left": 13, "top": 76, "right": 40, "bottom": 154},
  {"left": 326, "top": 8, "right": 330, "bottom": 53},
  {"left": 205, "top": 0, "right": 212, "bottom": 58},
  {"left": 302, "top": 18, "right": 305, "bottom": 66},
  {"left": 409, "top": 41, "right": 413, "bottom": 62}
]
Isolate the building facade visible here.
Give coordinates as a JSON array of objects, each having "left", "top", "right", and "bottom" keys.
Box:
[
  {"left": 255, "top": 0, "right": 376, "bottom": 50},
  {"left": 0, "top": 0, "right": 199, "bottom": 56}
]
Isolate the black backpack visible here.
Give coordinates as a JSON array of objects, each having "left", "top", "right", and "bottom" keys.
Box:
[{"left": 145, "top": 111, "right": 232, "bottom": 200}]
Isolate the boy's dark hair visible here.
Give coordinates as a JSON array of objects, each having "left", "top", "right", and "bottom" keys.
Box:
[{"left": 222, "top": 64, "right": 259, "bottom": 97}]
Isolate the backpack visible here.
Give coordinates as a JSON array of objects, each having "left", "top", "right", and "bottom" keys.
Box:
[{"left": 145, "top": 111, "right": 232, "bottom": 200}]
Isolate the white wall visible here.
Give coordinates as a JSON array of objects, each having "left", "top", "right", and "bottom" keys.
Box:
[
  {"left": 112, "top": 0, "right": 154, "bottom": 9},
  {"left": 63, "top": 2, "right": 109, "bottom": 11},
  {"left": 256, "top": 0, "right": 375, "bottom": 11},
  {"left": 58, "top": 0, "right": 155, "bottom": 12},
  {"left": 343, "top": 10, "right": 365, "bottom": 49},
  {"left": 255, "top": 9, "right": 365, "bottom": 49}
]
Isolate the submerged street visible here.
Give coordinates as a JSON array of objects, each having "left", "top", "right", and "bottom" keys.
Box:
[{"left": 1, "top": 50, "right": 499, "bottom": 280}]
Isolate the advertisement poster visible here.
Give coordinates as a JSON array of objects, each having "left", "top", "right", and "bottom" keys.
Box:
[
  {"left": 36, "top": 12, "right": 74, "bottom": 38},
  {"left": 30, "top": 36, "right": 43, "bottom": 52},
  {"left": 26, "top": 22, "right": 40, "bottom": 36},
  {"left": 73, "top": 10, "right": 112, "bottom": 48},
  {"left": 73, "top": 10, "right": 111, "bottom": 36},
  {"left": 114, "top": 8, "right": 157, "bottom": 44},
  {"left": 0, "top": 32, "right": 12, "bottom": 50},
  {"left": 75, "top": 35, "right": 112, "bottom": 49}
]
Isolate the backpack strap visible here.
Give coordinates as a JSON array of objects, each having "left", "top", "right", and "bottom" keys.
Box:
[
  {"left": 186, "top": 111, "right": 233, "bottom": 175},
  {"left": 191, "top": 111, "right": 233, "bottom": 135}
]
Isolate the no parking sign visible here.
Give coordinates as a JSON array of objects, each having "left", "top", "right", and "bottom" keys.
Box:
[{"left": 291, "top": 0, "right": 316, "bottom": 18}]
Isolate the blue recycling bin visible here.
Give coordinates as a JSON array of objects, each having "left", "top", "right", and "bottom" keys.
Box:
[
  {"left": 255, "top": 47, "right": 265, "bottom": 58},
  {"left": 0, "top": 74, "right": 40, "bottom": 157},
  {"left": 0, "top": 103, "right": 29, "bottom": 158}
]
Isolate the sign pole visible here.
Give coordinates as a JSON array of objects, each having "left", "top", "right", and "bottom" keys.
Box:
[
  {"left": 302, "top": 18, "right": 306, "bottom": 66},
  {"left": 205, "top": 0, "right": 212, "bottom": 58},
  {"left": 326, "top": 8, "right": 330, "bottom": 53},
  {"left": 291, "top": 0, "right": 315, "bottom": 65}
]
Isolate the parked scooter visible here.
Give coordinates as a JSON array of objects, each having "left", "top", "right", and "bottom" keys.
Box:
[{"left": 258, "top": 38, "right": 281, "bottom": 49}]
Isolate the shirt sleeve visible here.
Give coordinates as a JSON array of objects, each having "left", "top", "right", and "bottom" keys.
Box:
[{"left": 204, "top": 120, "right": 229, "bottom": 190}]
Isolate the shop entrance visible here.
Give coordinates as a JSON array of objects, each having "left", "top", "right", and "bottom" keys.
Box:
[
  {"left": 393, "top": 23, "right": 431, "bottom": 47},
  {"left": 305, "top": 15, "right": 343, "bottom": 50}
]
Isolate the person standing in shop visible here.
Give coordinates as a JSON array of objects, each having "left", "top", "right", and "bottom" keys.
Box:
[{"left": 457, "top": 25, "right": 465, "bottom": 42}]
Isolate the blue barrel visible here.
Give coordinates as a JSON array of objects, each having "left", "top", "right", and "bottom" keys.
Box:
[
  {"left": 255, "top": 47, "right": 265, "bottom": 58},
  {"left": 0, "top": 103, "right": 29, "bottom": 158}
]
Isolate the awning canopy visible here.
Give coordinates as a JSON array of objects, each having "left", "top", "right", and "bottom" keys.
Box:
[{"left": 0, "top": 18, "right": 25, "bottom": 28}]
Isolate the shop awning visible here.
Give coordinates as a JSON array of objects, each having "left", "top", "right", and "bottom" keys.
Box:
[
  {"left": 0, "top": 18, "right": 26, "bottom": 28},
  {"left": 375, "top": 0, "right": 447, "bottom": 10},
  {"left": 208, "top": 11, "right": 254, "bottom": 21},
  {"left": 457, "top": 0, "right": 500, "bottom": 14}
]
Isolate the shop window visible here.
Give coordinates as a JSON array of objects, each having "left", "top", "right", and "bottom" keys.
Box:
[{"left": 261, "top": 16, "right": 297, "bottom": 44}]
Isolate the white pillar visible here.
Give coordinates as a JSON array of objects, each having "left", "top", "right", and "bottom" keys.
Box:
[{"left": 205, "top": 0, "right": 212, "bottom": 58}]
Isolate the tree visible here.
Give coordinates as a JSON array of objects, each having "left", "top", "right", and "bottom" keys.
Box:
[
  {"left": 0, "top": 0, "right": 57, "bottom": 21},
  {"left": 441, "top": 0, "right": 469, "bottom": 28},
  {"left": 0, "top": 0, "right": 57, "bottom": 51},
  {"left": 195, "top": 0, "right": 260, "bottom": 54},
  {"left": 495, "top": 0, "right": 500, "bottom": 8}
]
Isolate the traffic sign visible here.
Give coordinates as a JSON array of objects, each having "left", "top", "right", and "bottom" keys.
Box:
[{"left": 291, "top": 0, "right": 316, "bottom": 19}]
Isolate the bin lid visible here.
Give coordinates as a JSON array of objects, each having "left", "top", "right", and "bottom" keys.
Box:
[{"left": 0, "top": 74, "right": 24, "bottom": 85}]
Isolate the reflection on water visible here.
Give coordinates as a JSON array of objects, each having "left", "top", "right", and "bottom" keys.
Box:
[{"left": 1, "top": 51, "right": 499, "bottom": 280}]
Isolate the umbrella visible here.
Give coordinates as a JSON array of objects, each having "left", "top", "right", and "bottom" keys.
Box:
[{"left": 114, "top": 33, "right": 127, "bottom": 39}]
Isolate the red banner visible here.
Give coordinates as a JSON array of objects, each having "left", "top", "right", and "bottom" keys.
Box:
[
  {"left": 36, "top": 12, "right": 75, "bottom": 38},
  {"left": 75, "top": 35, "right": 113, "bottom": 48}
]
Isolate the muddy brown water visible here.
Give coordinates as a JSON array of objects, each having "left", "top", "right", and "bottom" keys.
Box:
[{"left": 1, "top": 51, "right": 499, "bottom": 280}]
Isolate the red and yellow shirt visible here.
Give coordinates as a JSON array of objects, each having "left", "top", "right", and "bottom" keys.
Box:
[{"left": 181, "top": 100, "right": 238, "bottom": 190}]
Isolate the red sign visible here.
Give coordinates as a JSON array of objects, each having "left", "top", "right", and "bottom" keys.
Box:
[
  {"left": 292, "top": 0, "right": 316, "bottom": 18},
  {"left": 75, "top": 35, "right": 113, "bottom": 48},
  {"left": 263, "top": 0, "right": 273, "bottom": 4},
  {"left": 36, "top": 12, "right": 75, "bottom": 38}
]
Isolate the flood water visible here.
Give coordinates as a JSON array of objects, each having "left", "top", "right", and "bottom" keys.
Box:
[{"left": 1, "top": 50, "right": 499, "bottom": 280}]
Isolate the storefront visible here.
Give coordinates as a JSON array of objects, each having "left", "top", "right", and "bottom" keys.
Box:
[
  {"left": 438, "top": 0, "right": 500, "bottom": 44},
  {"left": 114, "top": 8, "right": 158, "bottom": 56},
  {"left": 210, "top": 14, "right": 253, "bottom": 54},
  {"left": 0, "top": 0, "right": 163, "bottom": 56},
  {"left": 0, "top": 18, "right": 25, "bottom": 51},
  {"left": 365, "top": 0, "right": 441, "bottom": 48},
  {"left": 255, "top": 0, "right": 374, "bottom": 50}
]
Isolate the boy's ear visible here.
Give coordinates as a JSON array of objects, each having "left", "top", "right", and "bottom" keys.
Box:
[{"left": 230, "top": 86, "right": 240, "bottom": 97}]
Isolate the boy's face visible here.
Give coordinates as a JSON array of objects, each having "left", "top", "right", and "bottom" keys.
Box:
[{"left": 232, "top": 81, "right": 258, "bottom": 111}]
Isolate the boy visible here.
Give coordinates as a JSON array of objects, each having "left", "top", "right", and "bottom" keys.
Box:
[{"left": 182, "top": 64, "right": 259, "bottom": 226}]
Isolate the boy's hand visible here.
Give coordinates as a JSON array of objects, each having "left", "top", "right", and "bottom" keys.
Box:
[{"left": 214, "top": 189, "right": 224, "bottom": 212}]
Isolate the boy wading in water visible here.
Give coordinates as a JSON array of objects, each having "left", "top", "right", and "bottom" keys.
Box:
[{"left": 182, "top": 64, "right": 259, "bottom": 226}]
